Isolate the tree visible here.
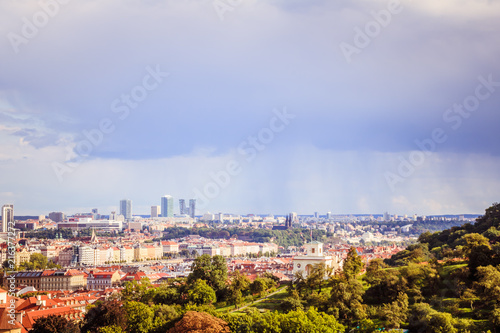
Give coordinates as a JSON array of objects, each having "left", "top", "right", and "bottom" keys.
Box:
[
  {"left": 124, "top": 301, "right": 154, "bottom": 333},
  {"left": 280, "top": 295, "right": 304, "bottom": 313},
  {"left": 150, "top": 304, "right": 182, "bottom": 333},
  {"left": 187, "top": 279, "right": 216, "bottom": 305},
  {"left": 81, "top": 300, "right": 127, "bottom": 333},
  {"left": 168, "top": 311, "right": 230, "bottom": 333},
  {"left": 98, "top": 326, "right": 123, "bottom": 333},
  {"left": 343, "top": 247, "right": 364, "bottom": 279},
  {"left": 382, "top": 292, "right": 409, "bottom": 329},
  {"left": 250, "top": 277, "right": 268, "bottom": 296},
  {"left": 223, "top": 307, "right": 344, "bottom": 333},
  {"left": 474, "top": 265, "right": 500, "bottom": 310},
  {"left": 306, "top": 263, "right": 331, "bottom": 293},
  {"left": 149, "top": 284, "right": 182, "bottom": 305},
  {"left": 328, "top": 276, "right": 366, "bottom": 328},
  {"left": 226, "top": 270, "right": 250, "bottom": 307},
  {"left": 491, "top": 307, "right": 500, "bottom": 332},
  {"left": 22, "top": 253, "right": 49, "bottom": 270},
  {"left": 459, "top": 233, "right": 494, "bottom": 275},
  {"left": 31, "top": 315, "right": 79, "bottom": 333},
  {"left": 187, "top": 254, "right": 228, "bottom": 294},
  {"left": 121, "top": 278, "right": 151, "bottom": 302},
  {"left": 280, "top": 307, "right": 344, "bottom": 333}
]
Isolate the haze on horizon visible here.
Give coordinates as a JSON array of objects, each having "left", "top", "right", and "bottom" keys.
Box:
[{"left": 1, "top": 0, "right": 499, "bottom": 216}]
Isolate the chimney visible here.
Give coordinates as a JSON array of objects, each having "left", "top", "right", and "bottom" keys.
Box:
[{"left": 15, "top": 310, "right": 24, "bottom": 323}]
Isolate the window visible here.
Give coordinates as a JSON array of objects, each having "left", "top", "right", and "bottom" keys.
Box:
[{"left": 312, "top": 248, "right": 315, "bottom": 254}]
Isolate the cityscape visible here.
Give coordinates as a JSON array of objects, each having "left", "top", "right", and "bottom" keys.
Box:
[{"left": 2, "top": 0, "right": 500, "bottom": 332}]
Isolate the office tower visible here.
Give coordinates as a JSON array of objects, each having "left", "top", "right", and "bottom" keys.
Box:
[
  {"left": 2, "top": 204, "right": 14, "bottom": 233},
  {"left": 48, "top": 212, "right": 65, "bottom": 223},
  {"left": 189, "top": 199, "right": 196, "bottom": 218},
  {"left": 110, "top": 211, "right": 117, "bottom": 220},
  {"left": 383, "top": 212, "right": 389, "bottom": 221},
  {"left": 179, "top": 199, "right": 186, "bottom": 215},
  {"left": 120, "top": 199, "right": 132, "bottom": 220},
  {"left": 326, "top": 212, "right": 332, "bottom": 220},
  {"left": 161, "top": 195, "right": 174, "bottom": 218},
  {"left": 151, "top": 206, "right": 160, "bottom": 218},
  {"left": 314, "top": 212, "right": 318, "bottom": 219}
]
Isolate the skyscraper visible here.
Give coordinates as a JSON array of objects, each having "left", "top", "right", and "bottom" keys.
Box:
[
  {"left": 161, "top": 195, "right": 173, "bottom": 218},
  {"left": 120, "top": 199, "right": 132, "bottom": 220},
  {"left": 2, "top": 204, "right": 14, "bottom": 233},
  {"left": 179, "top": 199, "right": 186, "bottom": 215},
  {"left": 179, "top": 198, "right": 196, "bottom": 218},
  {"left": 151, "top": 206, "right": 160, "bottom": 218},
  {"left": 189, "top": 199, "right": 196, "bottom": 218}
]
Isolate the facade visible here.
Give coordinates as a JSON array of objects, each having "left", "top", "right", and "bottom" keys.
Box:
[
  {"left": 151, "top": 205, "right": 160, "bottom": 218},
  {"left": 179, "top": 199, "right": 186, "bottom": 215},
  {"left": 40, "top": 269, "right": 86, "bottom": 291},
  {"left": 87, "top": 271, "right": 121, "bottom": 290},
  {"left": 120, "top": 199, "right": 132, "bottom": 220},
  {"left": 1, "top": 204, "right": 14, "bottom": 233},
  {"left": 179, "top": 199, "right": 196, "bottom": 218},
  {"left": 57, "top": 219, "right": 123, "bottom": 231},
  {"left": 40, "top": 246, "right": 57, "bottom": 262},
  {"left": 58, "top": 247, "right": 74, "bottom": 266},
  {"left": 120, "top": 246, "right": 134, "bottom": 263},
  {"left": 161, "top": 241, "right": 179, "bottom": 255},
  {"left": 161, "top": 195, "right": 174, "bottom": 217},
  {"left": 292, "top": 241, "right": 342, "bottom": 277},
  {"left": 48, "top": 212, "right": 65, "bottom": 222},
  {"left": 10, "top": 269, "right": 86, "bottom": 291},
  {"left": 189, "top": 199, "right": 196, "bottom": 218},
  {"left": 78, "top": 246, "right": 100, "bottom": 266},
  {"left": 15, "top": 248, "right": 31, "bottom": 266}
]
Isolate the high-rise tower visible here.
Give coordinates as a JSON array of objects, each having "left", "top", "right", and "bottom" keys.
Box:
[
  {"left": 161, "top": 195, "right": 174, "bottom": 218},
  {"left": 120, "top": 199, "right": 132, "bottom": 220},
  {"left": 179, "top": 199, "right": 186, "bottom": 215},
  {"left": 1, "top": 204, "right": 14, "bottom": 233},
  {"left": 189, "top": 199, "right": 196, "bottom": 218}
]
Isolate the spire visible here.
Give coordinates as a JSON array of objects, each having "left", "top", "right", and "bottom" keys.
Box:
[{"left": 90, "top": 228, "right": 98, "bottom": 244}]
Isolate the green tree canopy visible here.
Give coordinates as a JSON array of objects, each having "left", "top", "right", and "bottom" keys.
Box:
[
  {"left": 343, "top": 247, "right": 364, "bottom": 279},
  {"left": 31, "top": 315, "right": 80, "bottom": 333},
  {"left": 187, "top": 279, "right": 216, "bottom": 305},
  {"left": 187, "top": 254, "right": 228, "bottom": 293},
  {"left": 81, "top": 300, "right": 127, "bottom": 333}
]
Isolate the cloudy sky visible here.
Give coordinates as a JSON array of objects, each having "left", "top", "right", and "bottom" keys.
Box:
[{"left": 1, "top": 0, "right": 499, "bottom": 216}]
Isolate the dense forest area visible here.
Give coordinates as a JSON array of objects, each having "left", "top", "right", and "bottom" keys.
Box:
[{"left": 161, "top": 227, "right": 331, "bottom": 248}]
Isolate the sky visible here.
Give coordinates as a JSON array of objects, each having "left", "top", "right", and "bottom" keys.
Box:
[{"left": 1, "top": 0, "right": 499, "bottom": 216}]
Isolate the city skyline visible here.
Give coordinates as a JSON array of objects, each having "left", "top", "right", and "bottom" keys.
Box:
[{"left": 1, "top": 1, "right": 499, "bottom": 216}]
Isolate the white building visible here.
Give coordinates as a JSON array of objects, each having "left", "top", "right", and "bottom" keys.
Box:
[
  {"left": 78, "top": 246, "right": 100, "bottom": 266},
  {"left": 1, "top": 204, "right": 14, "bottom": 233},
  {"left": 292, "top": 241, "right": 341, "bottom": 277}
]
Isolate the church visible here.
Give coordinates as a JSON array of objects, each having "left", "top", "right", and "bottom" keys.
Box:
[{"left": 292, "top": 241, "right": 342, "bottom": 277}]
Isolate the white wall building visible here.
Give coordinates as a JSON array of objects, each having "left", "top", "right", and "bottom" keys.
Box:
[{"left": 292, "top": 241, "right": 342, "bottom": 277}]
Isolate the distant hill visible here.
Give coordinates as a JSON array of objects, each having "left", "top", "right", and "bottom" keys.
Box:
[{"left": 417, "top": 202, "right": 500, "bottom": 250}]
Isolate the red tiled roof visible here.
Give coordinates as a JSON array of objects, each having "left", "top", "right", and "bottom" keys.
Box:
[{"left": 22, "top": 306, "right": 83, "bottom": 329}]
